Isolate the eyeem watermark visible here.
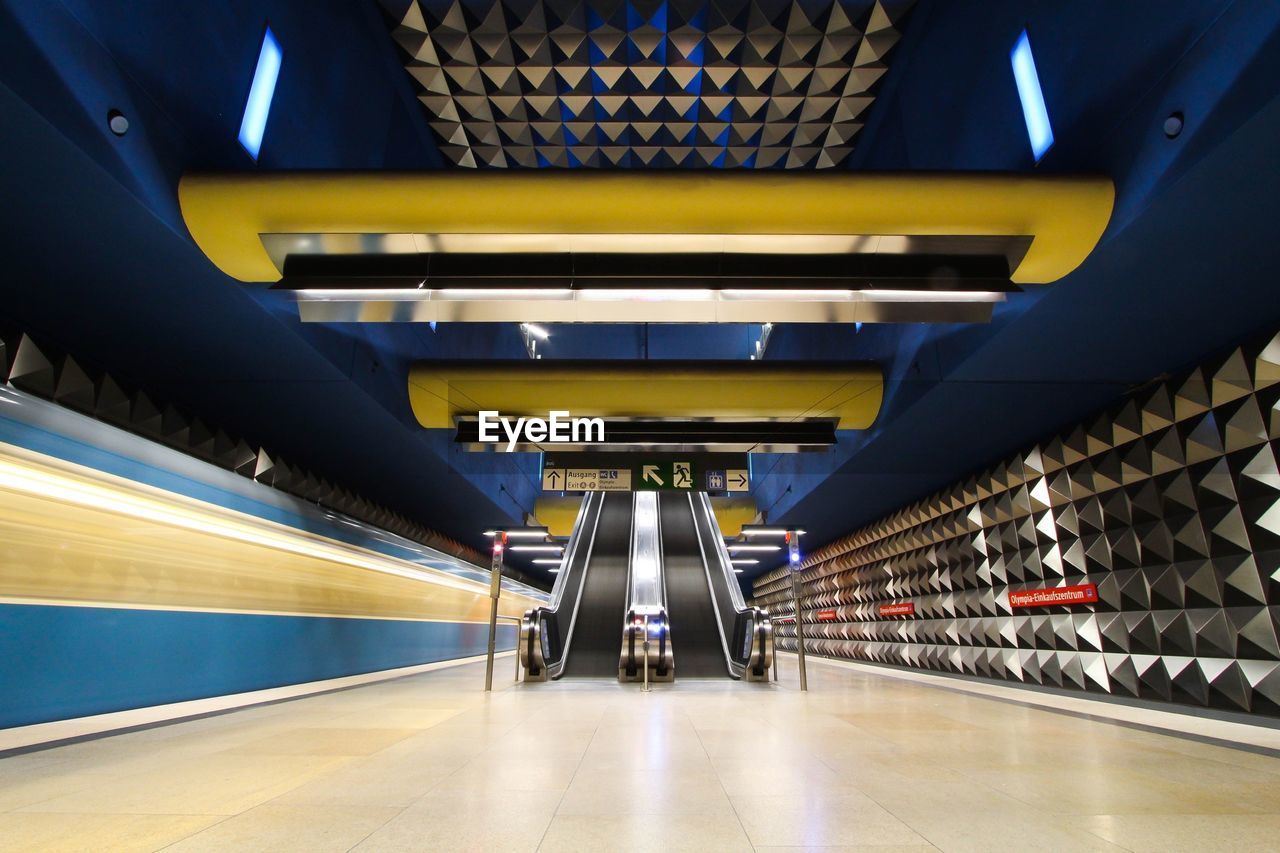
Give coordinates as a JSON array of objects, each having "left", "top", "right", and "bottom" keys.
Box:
[{"left": 478, "top": 410, "right": 604, "bottom": 452}]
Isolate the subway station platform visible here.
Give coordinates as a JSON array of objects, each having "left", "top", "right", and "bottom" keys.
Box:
[
  {"left": 4, "top": 657, "right": 1280, "bottom": 852},
  {"left": 5, "top": 0, "right": 1280, "bottom": 850}
]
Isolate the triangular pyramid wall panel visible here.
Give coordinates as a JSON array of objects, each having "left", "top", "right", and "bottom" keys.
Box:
[
  {"left": 754, "top": 329, "right": 1280, "bottom": 717},
  {"left": 381, "top": 0, "right": 914, "bottom": 168}
]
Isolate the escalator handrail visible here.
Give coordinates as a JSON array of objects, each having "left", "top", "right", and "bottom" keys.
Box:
[
  {"left": 686, "top": 491, "right": 739, "bottom": 677},
  {"left": 547, "top": 491, "right": 608, "bottom": 677},
  {"left": 545, "top": 490, "right": 598, "bottom": 612},
  {"left": 695, "top": 492, "right": 748, "bottom": 612}
]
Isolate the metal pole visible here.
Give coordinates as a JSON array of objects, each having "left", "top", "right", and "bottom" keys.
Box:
[
  {"left": 484, "top": 533, "right": 506, "bottom": 692},
  {"left": 642, "top": 615, "right": 651, "bottom": 693},
  {"left": 789, "top": 531, "right": 807, "bottom": 692}
]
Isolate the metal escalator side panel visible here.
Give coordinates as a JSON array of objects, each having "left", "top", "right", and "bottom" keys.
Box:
[
  {"left": 694, "top": 491, "right": 748, "bottom": 610},
  {"left": 545, "top": 491, "right": 598, "bottom": 612},
  {"left": 620, "top": 491, "right": 673, "bottom": 682},
  {"left": 546, "top": 491, "right": 605, "bottom": 678},
  {"left": 685, "top": 492, "right": 739, "bottom": 678},
  {"left": 690, "top": 493, "right": 774, "bottom": 681}
]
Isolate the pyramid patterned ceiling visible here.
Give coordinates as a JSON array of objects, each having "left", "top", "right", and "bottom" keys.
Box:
[{"left": 381, "top": 0, "right": 915, "bottom": 168}]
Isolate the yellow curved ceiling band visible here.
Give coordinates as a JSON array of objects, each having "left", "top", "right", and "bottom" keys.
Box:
[
  {"left": 408, "top": 361, "right": 883, "bottom": 430},
  {"left": 179, "top": 172, "right": 1114, "bottom": 284}
]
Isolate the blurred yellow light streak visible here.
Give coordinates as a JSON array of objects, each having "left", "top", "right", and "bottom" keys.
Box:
[{"left": 0, "top": 442, "right": 536, "bottom": 621}]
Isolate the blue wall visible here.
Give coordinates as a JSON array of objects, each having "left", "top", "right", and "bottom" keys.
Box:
[{"left": 0, "top": 604, "right": 516, "bottom": 729}]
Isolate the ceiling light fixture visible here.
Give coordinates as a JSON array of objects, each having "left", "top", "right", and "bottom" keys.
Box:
[
  {"left": 727, "top": 544, "right": 781, "bottom": 552},
  {"left": 720, "top": 289, "right": 855, "bottom": 301},
  {"left": 508, "top": 544, "right": 564, "bottom": 553},
  {"left": 860, "top": 290, "right": 1005, "bottom": 302},
  {"left": 1011, "top": 29, "right": 1054, "bottom": 162},
  {"left": 520, "top": 323, "right": 550, "bottom": 340},
  {"left": 740, "top": 527, "right": 805, "bottom": 537},
  {"left": 578, "top": 289, "right": 716, "bottom": 302},
  {"left": 238, "top": 26, "right": 283, "bottom": 161}
]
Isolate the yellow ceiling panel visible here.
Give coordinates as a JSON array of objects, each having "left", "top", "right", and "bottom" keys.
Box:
[
  {"left": 408, "top": 361, "right": 883, "bottom": 430},
  {"left": 179, "top": 171, "right": 1113, "bottom": 284}
]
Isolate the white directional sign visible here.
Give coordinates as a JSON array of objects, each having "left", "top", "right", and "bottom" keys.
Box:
[
  {"left": 672, "top": 461, "right": 693, "bottom": 489},
  {"left": 544, "top": 468, "right": 632, "bottom": 491},
  {"left": 641, "top": 464, "right": 664, "bottom": 487},
  {"left": 725, "top": 469, "right": 750, "bottom": 492}
]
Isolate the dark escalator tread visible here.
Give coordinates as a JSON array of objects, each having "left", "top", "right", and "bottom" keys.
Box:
[
  {"left": 659, "top": 492, "right": 731, "bottom": 678},
  {"left": 560, "top": 492, "right": 632, "bottom": 677}
]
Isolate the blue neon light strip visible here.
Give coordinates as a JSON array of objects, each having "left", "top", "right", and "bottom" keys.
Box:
[
  {"left": 1010, "top": 30, "right": 1054, "bottom": 162},
  {"left": 238, "top": 27, "right": 282, "bottom": 160}
]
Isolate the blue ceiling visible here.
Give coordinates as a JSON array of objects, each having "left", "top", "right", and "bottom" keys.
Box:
[{"left": 0, "top": 0, "right": 1278, "bottom": 583}]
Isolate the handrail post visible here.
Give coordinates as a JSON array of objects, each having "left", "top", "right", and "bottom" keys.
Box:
[
  {"left": 485, "top": 532, "right": 506, "bottom": 692},
  {"left": 788, "top": 530, "right": 807, "bottom": 692},
  {"left": 642, "top": 615, "right": 651, "bottom": 693}
]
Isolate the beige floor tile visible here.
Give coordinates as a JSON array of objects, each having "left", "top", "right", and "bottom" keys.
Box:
[
  {"left": 19, "top": 754, "right": 350, "bottom": 815},
  {"left": 898, "top": 809, "right": 1128, "bottom": 852},
  {"left": 164, "top": 804, "right": 399, "bottom": 852},
  {"left": 1080, "top": 814, "right": 1280, "bottom": 852},
  {"left": 355, "top": 791, "right": 561, "bottom": 852},
  {"left": 0, "top": 763, "right": 119, "bottom": 812},
  {"left": 0, "top": 812, "right": 221, "bottom": 852},
  {"left": 268, "top": 755, "right": 463, "bottom": 808},
  {"left": 227, "top": 727, "right": 420, "bottom": 756},
  {"left": 556, "top": 767, "right": 732, "bottom": 815},
  {"left": 537, "top": 812, "right": 754, "bottom": 853},
  {"left": 731, "top": 790, "right": 930, "bottom": 847},
  {"left": 443, "top": 756, "right": 582, "bottom": 793},
  {"left": 752, "top": 847, "right": 937, "bottom": 853}
]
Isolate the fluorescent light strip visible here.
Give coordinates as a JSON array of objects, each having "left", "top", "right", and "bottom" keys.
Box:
[
  {"left": 730, "top": 559, "right": 760, "bottom": 565},
  {"left": 727, "top": 544, "right": 781, "bottom": 552},
  {"left": 860, "top": 290, "right": 1005, "bottom": 303},
  {"left": 484, "top": 529, "right": 551, "bottom": 539},
  {"left": 1011, "top": 30, "right": 1055, "bottom": 162},
  {"left": 531, "top": 558, "right": 563, "bottom": 565},
  {"left": 720, "top": 289, "right": 854, "bottom": 301},
  {"left": 578, "top": 289, "right": 716, "bottom": 302},
  {"left": 439, "top": 288, "right": 574, "bottom": 300},
  {"left": 521, "top": 323, "right": 550, "bottom": 340},
  {"left": 740, "top": 527, "right": 805, "bottom": 537},
  {"left": 238, "top": 27, "right": 282, "bottom": 161},
  {"left": 508, "top": 544, "right": 564, "bottom": 553}
]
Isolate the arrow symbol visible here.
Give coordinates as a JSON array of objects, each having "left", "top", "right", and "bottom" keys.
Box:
[
  {"left": 642, "top": 465, "right": 664, "bottom": 486},
  {"left": 730, "top": 473, "right": 747, "bottom": 488},
  {"left": 547, "top": 470, "right": 561, "bottom": 488}
]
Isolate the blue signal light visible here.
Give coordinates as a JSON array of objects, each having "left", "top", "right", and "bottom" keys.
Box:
[
  {"left": 1010, "top": 30, "right": 1053, "bottom": 162},
  {"left": 238, "top": 27, "right": 282, "bottom": 161}
]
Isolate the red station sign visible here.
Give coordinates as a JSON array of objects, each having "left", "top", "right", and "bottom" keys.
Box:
[
  {"left": 816, "top": 608, "right": 838, "bottom": 622},
  {"left": 878, "top": 602, "right": 915, "bottom": 617},
  {"left": 1008, "top": 583, "right": 1099, "bottom": 609}
]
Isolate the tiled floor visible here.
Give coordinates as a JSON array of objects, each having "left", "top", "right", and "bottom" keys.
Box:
[{"left": 3, "top": 656, "right": 1280, "bottom": 852}]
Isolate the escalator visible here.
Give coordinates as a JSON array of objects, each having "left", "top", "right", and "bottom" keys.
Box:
[
  {"left": 519, "top": 490, "right": 634, "bottom": 680},
  {"left": 521, "top": 489, "right": 769, "bottom": 684},
  {"left": 558, "top": 491, "right": 633, "bottom": 677},
  {"left": 659, "top": 491, "right": 730, "bottom": 677},
  {"left": 663, "top": 491, "right": 774, "bottom": 681}
]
